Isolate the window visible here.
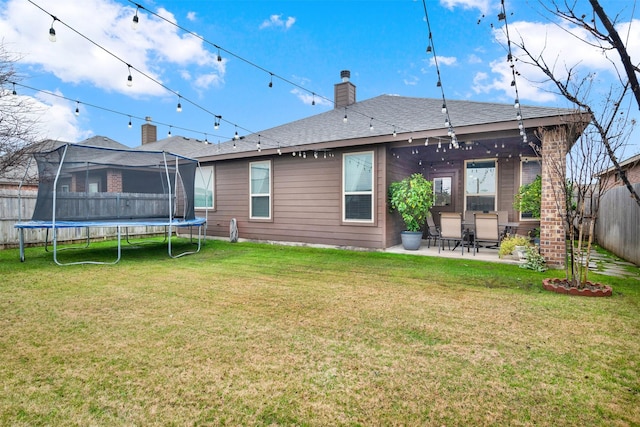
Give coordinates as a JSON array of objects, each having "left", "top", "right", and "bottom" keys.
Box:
[
  {"left": 250, "top": 160, "right": 271, "bottom": 219},
  {"left": 433, "top": 177, "right": 452, "bottom": 207},
  {"left": 60, "top": 184, "right": 70, "bottom": 193},
  {"left": 88, "top": 181, "right": 100, "bottom": 193},
  {"left": 465, "top": 160, "right": 496, "bottom": 211},
  {"left": 195, "top": 166, "right": 214, "bottom": 209},
  {"left": 343, "top": 151, "right": 374, "bottom": 222},
  {"left": 519, "top": 158, "right": 542, "bottom": 220}
]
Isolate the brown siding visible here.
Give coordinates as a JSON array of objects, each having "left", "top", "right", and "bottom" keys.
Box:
[{"left": 200, "top": 145, "right": 388, "bottom": 249}]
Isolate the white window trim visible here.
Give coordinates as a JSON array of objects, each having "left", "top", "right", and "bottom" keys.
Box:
[
  {"left": 463, "top": 158, "right": 497, "bottom": 212},
  {"left": 195, "top": 165, "right": 215, "bottom": 209},
  {"left": 342, "top": 151, "right": 375, "bottom": 223},
  {"left": 249, "top": 160, "right": 272, "bottom": 220},
  {"left": 518, "top": 157, "right": 541, "bottom": 222}
]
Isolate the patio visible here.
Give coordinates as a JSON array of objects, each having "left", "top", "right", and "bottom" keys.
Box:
[{"left": 385, "top": 239, "right": 520, "bottom": 264}]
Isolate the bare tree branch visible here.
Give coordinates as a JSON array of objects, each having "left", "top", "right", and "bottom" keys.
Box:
[{"left": 588, "top": 0, "right": 640, "bottom": 111}]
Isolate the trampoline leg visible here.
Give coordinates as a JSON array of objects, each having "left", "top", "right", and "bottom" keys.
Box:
[{"left": 19, "top": 229, "right": 25, "bottom": 262}]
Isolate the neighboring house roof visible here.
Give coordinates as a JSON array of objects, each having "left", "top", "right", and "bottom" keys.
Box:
[
  {"left": 135, "top": 135, "right": 212, "bottom": 159},
  {"left": 198, "top": 94, "right": 579, "bottom": 160},
  {"left": 78, "top": 136, "right": 130, "bottom": 150},
  {"left": 0, "top": 136, "right": 132, "bottom": 186},
  {"left": 598, "top": 153, "right": 640, "bottom": 176}
]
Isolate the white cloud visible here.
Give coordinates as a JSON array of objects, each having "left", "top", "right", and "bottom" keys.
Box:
[
  {"left": 439, "top": 0, "right": 493, "bottom": 16},
  {"left": 186, "top": 11, "right": 197, "bottom": 22},
  {"left": 259, "top": 14, "right": 296, "bottom": 30},
  {"left": 194, "top": 73, "right": 224, "bottom": 90},
  {"left": 32, "top": 91, "right": 93, "bottom": 142},
  {"left": 477, "top": 17, "right": 640, "bottom": 104},
  {"left": 467, "top": 54, "right": 482, "bottom": 64},
  {"left": 0, "top": 0, "right": 222, "bottom": 97},
  {"left": 430, "top": 56, "right": 457, "bottom": 67},
  {"left": 290, "top": 88, "right": 331, "bottom": 107},
  {"left": 403, "top": 76, "right": 419, "bottom": 86}
]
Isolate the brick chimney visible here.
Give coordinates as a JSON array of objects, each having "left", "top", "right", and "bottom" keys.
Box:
[
  {"left": 334, "top": 70, "right": 356, "bottom": 109},
  {"left": 141, "top": 116, "right": 157, "bottom": 145}
]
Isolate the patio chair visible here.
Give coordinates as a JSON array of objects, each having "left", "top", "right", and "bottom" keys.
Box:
[
  {"left": 473, "top": 213, "right": 501, "bottom": 255},
  {"left": 425, "top": 214, "right": 440, "bottom": 248},
  {"left": 492, "top": 210, "right": 510, "bottom": 239},
  {"left": 438, "top": 212, "right": 467, "bottom": 255}
]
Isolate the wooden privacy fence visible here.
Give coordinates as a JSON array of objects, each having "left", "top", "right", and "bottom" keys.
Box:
[
  {"left": 595, "top": 183, "right": 640, "bottom": 266},
  {"left": 0, "top": 190, "right": 167, "bottom": 249}
]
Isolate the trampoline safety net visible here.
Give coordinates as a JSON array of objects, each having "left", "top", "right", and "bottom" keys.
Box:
[{"left": 31, "top": 144, "right": 199, "bottom": 222}]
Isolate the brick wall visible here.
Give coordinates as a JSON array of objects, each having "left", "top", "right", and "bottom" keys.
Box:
[
  {"left": 540, "top": 127, "right": 567, "bottom": 268},
  {"left": 106, "top": 169, "right": 123, "bottom": 193}
]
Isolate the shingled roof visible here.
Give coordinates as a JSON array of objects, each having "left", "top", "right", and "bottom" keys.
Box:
[{"left": 198, "top": 94, "right": 578, "bottom": 159}]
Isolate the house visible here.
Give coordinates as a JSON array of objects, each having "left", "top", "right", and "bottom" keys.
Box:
[
  {"left": 597, "top": 153, "right": 640, "bottom": 188},
  {"left": 183, "top": 71, "right": 588, "bottom": 268}
]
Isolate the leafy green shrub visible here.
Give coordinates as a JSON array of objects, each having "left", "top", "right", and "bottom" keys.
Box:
[
  {"left": 388, "top": 173, "right": 434, "bottom": 232},
  {"left": 498, "top": 235, "right": 531, "bottom": 258},
  {"left": 514, "top": 175, "right": 541, "bottom": 219},
  {"left": 519, "top": 246, "right": 547, "bottom": 272}
]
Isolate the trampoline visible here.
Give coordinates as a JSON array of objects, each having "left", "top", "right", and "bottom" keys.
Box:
[{"left": 14, "top": 143, "right": 208, "bottom": 265}]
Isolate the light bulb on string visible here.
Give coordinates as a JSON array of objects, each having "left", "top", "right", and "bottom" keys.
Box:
[
  {"left": 424, "top": 138, "right": 429, "bottom": 146},
  {"left": 217, "top": 48, "right": 222, "bottom": 62},
  {"left": 514, "top": 98, "right": 520, "bottom": 109},
  {"left": 75, "top": 101, "right": 79, "bottom": 116},
  {"left": 48, "top": 17, "right": 57, "bottom": 42},
  {"left": 369, "top": 118, "right": 374, "bottom": 131},
  {"left": 176, "top": 96, "right": 182, "bottom": 113},
  {"left": 268, "top": 73, "right": 273, "bottom": 87},
  {"left": 128, "top": 116, "right": 132, "bottom": 128},
  {"left": 312, "top": 93, "right": 315, "bottom": 105},
  {"left": 168, "top": 126, "right": 172, "bottom": 137},
  {"left": 132, "top": 7, "right": 139, "bottom": 30},
  {"left": 343, "top": 108, "right": 348, "bottom": 123},
  {"left": 393, "top": 127, "right": 397, "bottom": 137},
  {"left": 12, "top": 83, "right": 16, "bottom": 95}
]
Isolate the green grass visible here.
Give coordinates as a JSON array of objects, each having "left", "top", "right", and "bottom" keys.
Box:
[{"left": 0, "top": 238, "right": 638, "bottom": 426}]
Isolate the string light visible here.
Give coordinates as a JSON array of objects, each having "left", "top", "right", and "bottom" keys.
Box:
[
  {"left": 176, "top": 95, "right": 182, "bottom": 112},
  {"left": 369, "top": 118, "right": 374, "bottom": 131},
  {"left": 343, "top": 108, "right": 348, "bottom": 123},
  {"left": 48, "top": 16, "right": 57, "bottom": 42},
  {"left": 168, "top": 126, "right": 172, "bottom": 137},
  {"left": 123, "top": 0, "right": 409, "bottom": 138},
  {"left": 12, "top": 82, "right": 16, "bottom": 95},
  {"left": 126, "top": 65, "right": 133, "bottom": 87},
  {"left": 75, "top": 101, "right": 79, "bottom": 116},
  {"left": 128, "top": 116, "right": 132, "bottom": 128},
  {"left": 499, "top": 0, "right": 527, "bottom": 144},
  {"left": 131, "top": 5, "right": 139, "bottom": 30},
  {"left": 423, "top": 0, "right": 457, "bottom": 149}
]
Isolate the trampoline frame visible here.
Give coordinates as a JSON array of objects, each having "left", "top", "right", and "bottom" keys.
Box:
[{"left": 15, "top": 218, "right": 206, "bottom": 265}]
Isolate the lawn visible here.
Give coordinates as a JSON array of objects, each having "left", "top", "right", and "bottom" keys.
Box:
[{"left": 0, "top": 238, "right": 638, "bottom": 426}]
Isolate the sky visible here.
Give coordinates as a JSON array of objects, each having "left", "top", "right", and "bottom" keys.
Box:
[{"left": 1, "top": 0, "right": 639, "bottom": 157}]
